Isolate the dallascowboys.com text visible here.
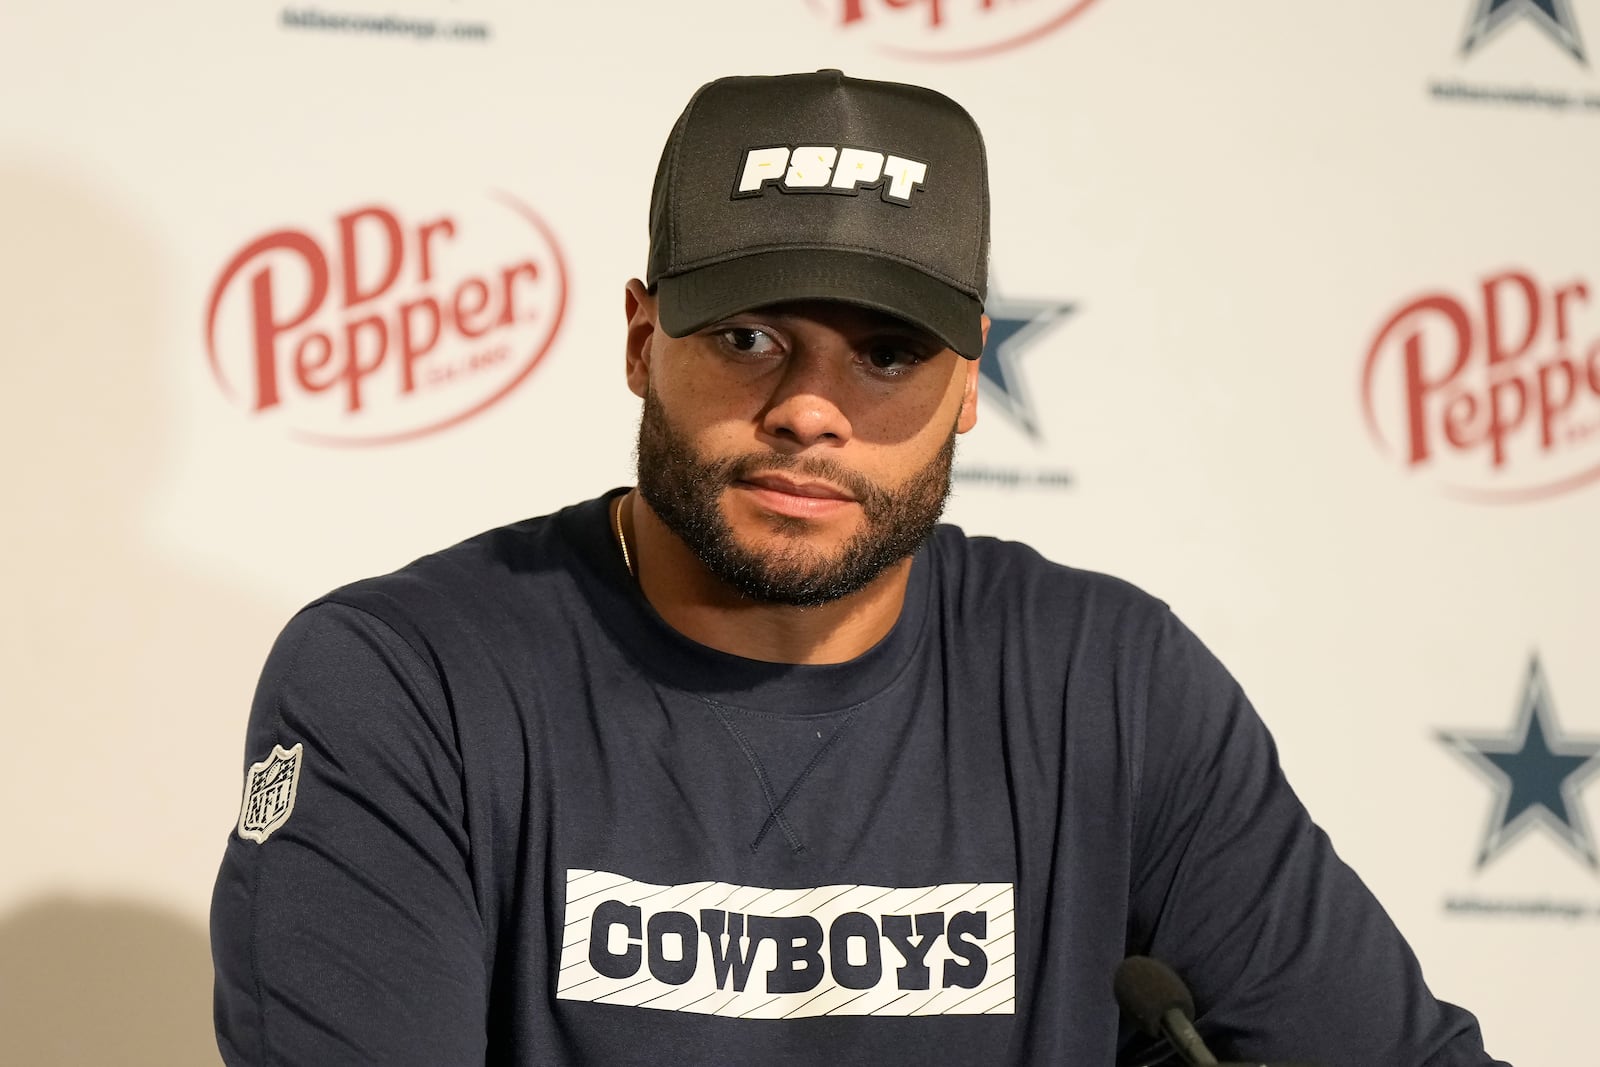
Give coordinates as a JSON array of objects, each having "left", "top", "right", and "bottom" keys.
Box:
[
  {"left": 1429, "top": 80, "right": 1600, "bottom": 113},
  {"left": 279, "top": 7, "right": 492, "bottom": 42},
  {"left": 1444, "top": 896, "right": 1600, "bottom": 920}
]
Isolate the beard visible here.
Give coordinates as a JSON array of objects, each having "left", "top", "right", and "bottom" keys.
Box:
[{"left": 634, "top": 389, "right": 957, "bottom": 608}]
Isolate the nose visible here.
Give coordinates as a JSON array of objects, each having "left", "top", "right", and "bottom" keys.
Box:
[{"left": 756, "top": 347, "right": 854, "bottom": 451}]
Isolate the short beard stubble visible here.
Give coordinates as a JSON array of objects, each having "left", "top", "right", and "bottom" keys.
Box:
[{"left": 634, "top": 389, "right": 957, "bottom": 608}]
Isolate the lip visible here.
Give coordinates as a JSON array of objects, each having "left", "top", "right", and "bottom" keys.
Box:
[
  {"left": 736, "top": 473, "right": 858, "bottom": 519},
  {"left": 741, "top": 473, "right": 855, "bottom": 500}
]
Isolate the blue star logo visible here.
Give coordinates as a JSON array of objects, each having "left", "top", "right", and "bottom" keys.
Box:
[
  {"left": 1462, "top": 0, "right": 1587, "bottom": 64},
  {"left": 1438, "top": 655, "right": 1600, "bottom": 869},
  {"left": 980, "top": 287, "right": 1073, "bottom": 440}
]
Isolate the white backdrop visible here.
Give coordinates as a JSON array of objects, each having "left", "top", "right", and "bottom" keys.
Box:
[{"left": 4, "top": 2, "right": 1597, "bottom": 1063}]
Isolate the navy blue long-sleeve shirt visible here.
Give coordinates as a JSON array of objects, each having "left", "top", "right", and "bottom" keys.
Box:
[{"left": 211, "top": 490, "right": 1506, "bottom": 1065}]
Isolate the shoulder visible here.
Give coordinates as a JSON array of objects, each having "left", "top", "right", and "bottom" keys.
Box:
[
  {"left": 309, "top": 493, "right": 615, "bottom": 641},
  {"left": 253, "top": 493, "right": 621, "bottom": 683},
  {"left": 924, "top": 522, "right": 1174, "bottom": 642}
]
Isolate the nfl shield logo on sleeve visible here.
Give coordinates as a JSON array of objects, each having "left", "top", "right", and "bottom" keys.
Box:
[{"left": 237, "top": 742, "right": 303, "bottom": 844}]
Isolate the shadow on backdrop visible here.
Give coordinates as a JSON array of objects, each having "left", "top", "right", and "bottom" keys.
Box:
[
  {"left": 0, "top": 161, "right": 281, "bottom": 1067},
  {"left": 0, "top": 896, "right": 218, "bottom": 1066}
]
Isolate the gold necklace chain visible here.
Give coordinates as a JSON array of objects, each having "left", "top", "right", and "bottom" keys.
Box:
[{"left": 613, "top": 490, "right": 635, "bottom": 578}]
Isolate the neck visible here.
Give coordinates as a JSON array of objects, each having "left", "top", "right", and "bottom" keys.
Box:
[{"left": 618, "top": 490, "right": 912, "bottom": 665}]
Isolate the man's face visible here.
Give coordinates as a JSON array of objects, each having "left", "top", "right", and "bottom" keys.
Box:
[{"left": 625, "top": 284, "right": 983, "bottom": 607}]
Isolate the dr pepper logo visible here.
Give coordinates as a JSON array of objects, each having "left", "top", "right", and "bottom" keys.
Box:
[
  {"left": 1362, "top": 269, "right": 1600, "bottom": 502},
  {"left": 813, "top": 0, "right": 1104, "bottom": 60},
  {"left": 205, "top": 193, "right": 567, "bottom": 446}
]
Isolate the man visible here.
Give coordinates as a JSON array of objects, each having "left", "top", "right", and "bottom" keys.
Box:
[{"left": 212, "top": 71, "right": 1508, "bottom": 1065}]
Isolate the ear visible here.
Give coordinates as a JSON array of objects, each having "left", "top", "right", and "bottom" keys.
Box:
[
  {"left": 956, "top": 314, "right": 989, "bottom": 434},
  {"left": 624, "top": 279, "right": 657, "bottom": 399}
]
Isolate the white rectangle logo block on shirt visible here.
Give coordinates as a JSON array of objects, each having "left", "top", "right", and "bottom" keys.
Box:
[{"left": 556, "top": 869, "right": 1016, "bottom": 1018}]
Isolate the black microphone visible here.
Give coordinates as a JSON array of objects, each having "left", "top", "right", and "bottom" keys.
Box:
[
  {"left": 1114, "top": 955, "right": 1219, "bottom": 1066},
  {"left": 1113, "top": 956, "right": 1322, "bottom": 1067}
]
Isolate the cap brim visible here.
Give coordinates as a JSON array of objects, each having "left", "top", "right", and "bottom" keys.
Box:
[{"left": 655, "top": 248, "right": 984, "bottom": 359}]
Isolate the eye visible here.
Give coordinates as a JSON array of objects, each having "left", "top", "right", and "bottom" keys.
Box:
[
  {"left": 862, "top": 343, "right": 933, "bottom": 376},
  {"left": 715, "top": 326, "right": 782, "bottom": 357}
]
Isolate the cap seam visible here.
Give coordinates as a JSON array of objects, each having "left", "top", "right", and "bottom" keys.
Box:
[
  {"left": 664, "top": 82, "right": 717, "bottom": 262},
  {"left": 664, "top": 243, "right": 980, "bottom": 297},
  {"left": 973, "top": 128, "right": 990, "bottom": 294}
]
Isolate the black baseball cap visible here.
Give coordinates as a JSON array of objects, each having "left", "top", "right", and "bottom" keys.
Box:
[{"left": 646, "top": 70, "right": 990, "bottom": 359}]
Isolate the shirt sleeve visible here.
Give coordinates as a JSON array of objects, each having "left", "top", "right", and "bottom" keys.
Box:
[
  {"left": 210, "top": 600, "right": 488, "bottom": 1065},
  {"left": 1124, "top": 609, "right": 1510, "bottom": 1067}
]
